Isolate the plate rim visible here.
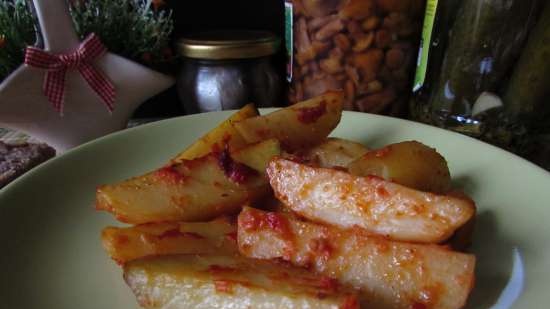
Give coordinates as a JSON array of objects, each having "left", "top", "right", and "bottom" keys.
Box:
[
  {"left": 2, "top": 110, "right": 549, "bottom": 196},
  {"left": 1, "top": 109, "right": 550, "bottom": 308}
]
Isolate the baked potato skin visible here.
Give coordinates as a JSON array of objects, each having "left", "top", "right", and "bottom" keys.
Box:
[
  {"left": 172, "top": 103, "right": 259, "bottom": 162},
  {"left": 267, "top": 158, "right": 475, "bottom": 243},
  {"left": 302, "top": 137, "right": 369, "bottom": 168},
  {"left": 94, "top": 93, "right": 478, "bottom": 309},
  {"left": 231, "top": 139, "right": 281, "bottom": 174},
  {"left": 237, "top": 207, "right": 475, "bottom": 309},
  {"left": 348, "top": 141, "right": 451, "bottom": 193},
  {"left": 96, "top": 154, "right": 268, "bottom": 224},
  {"left": 97, "top": 138, "right": 281, "bottom": 224},
  {"left": 124, "top": 254, "right": 360, "bottom": 309},
  {"left": 101, "top": 217, "right": 237, "bottom": 264},
  {"left": 234, "top": 91, "right": 344, "bottom": 151}
]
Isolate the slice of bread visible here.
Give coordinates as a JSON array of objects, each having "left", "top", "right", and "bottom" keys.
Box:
[{"left": 0, "top": 142, "right": 55, "bottom": 188}]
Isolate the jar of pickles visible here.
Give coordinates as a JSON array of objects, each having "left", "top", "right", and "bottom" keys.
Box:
[
  {"left": 285, "top": 0, "right": 425, "bottom": 114},
  {"left": 410, "top": 0, "right": 548, "bottom": 153}
]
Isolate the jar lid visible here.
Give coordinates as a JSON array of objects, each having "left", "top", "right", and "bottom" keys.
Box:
[{"left": 177, "top": 30, "right": 280, "bottom": 60}]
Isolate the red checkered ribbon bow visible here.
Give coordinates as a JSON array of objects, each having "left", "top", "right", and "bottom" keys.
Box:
[{"left": 24, "top": 33, "right": 115, "bottom": 115}]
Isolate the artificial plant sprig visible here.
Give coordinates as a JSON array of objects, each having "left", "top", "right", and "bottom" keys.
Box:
[
  {"left": 0, "top": 0, "right": 36, "bottom": 81},
  {"left": 70, "top": 0, "right": 174, "bottom": 69},
  {"left": 0, "top": 0, "right": 174, "bottom": 82}
]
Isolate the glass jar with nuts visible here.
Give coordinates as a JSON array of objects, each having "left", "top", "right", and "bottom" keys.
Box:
[{"left": 285, "top": 0, "right": 425, "bottom": 115}]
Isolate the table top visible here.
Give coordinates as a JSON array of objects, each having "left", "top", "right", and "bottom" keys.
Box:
[{"left": 0, "top": 119, "right": 162, "bottom": 144}]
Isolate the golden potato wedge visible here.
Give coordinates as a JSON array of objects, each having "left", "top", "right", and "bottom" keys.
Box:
[
  {"left": 172, "top": 103, "right": 258, "bottom": 162},
  {"left": 446, "top": 215, "right": 475, "bottom": 251},
  {"left": 348, "top": 141, "right": 451, "bottom": 193},
  {"left": 267, "top": 158, "right": 475, "bottom": 243},
  {"left": 101, "top": 217, "right": 237, "bottom": 264},
  {"left": 302, "top": 137, "right": 369, "bottom": 167},
  {"left": 234, "top": 91, "right": 344, "bottom": 151},
  {"left": 96, "top": 153, "right": 268, "bottom": 224},
  {"left": 124, "top": 254, "right": 360, "bottom": 309},
  {"left": 238, "top": 207, "right": 475, "bottom": 309},
  {"left": 231, "top": 139, "right": 281, "bottom": 174}
]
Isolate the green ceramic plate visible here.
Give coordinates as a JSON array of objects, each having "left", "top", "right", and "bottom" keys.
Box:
[{"left": 1, "top": 111, "right": 549, "bottom": 309}]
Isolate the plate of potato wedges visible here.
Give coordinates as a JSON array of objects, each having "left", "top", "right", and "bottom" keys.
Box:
[{"left": 1, "top": 91, "right": 549, "bottom": 309}]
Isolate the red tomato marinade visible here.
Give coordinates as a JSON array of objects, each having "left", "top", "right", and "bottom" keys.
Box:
[
  {"left": 373, "top": 146, "right": 392, "bottom": 158},
  {"left": 217, "top": 148, "right": 257, "bottom": 184},
  {"left": 376, "top": 185, "right": 390, "bottom": 198},
  {"left": 114, "top": 234, "right": 130, "bottom": 246},
  {"left": 309, "top": 237, "right": 333, "bottom": 261},
  {"left": 265, "top": 212, "right": 291, "bottom": 236},
  {"left": 411, "top": 303, "right": 427, "bottom": 309},
  {"left": 296, "top": 101, "right": 327, "bottom": 124},
  {"left": 315, "top": 276, "right": 341, "bottom": 299},
  {"left": 214, "top": 280, "right": 234, "bottom": 294},
  {"left": 208, "top": 265, "right": 237, "bottom": 274},
  {"left": 157, "top": 229, "right": 183, "bottom": 239},
  {"left": 318, "top": 276, "right": 339, "bottom": 293},
  {"left": 240, "top": 209, "right": 293, "bottom": 240},
  {"left": 339, "top": 295, "right": 360, "bottom": 309},
  {"left": 225, "top": 231, "right": 238, "bottom": 242},
  {"left": 182, "top": 232, "right": 205, "bottom": 239},
  {"left": 155, "top": 166, "right": 185, "bottom": 183}
]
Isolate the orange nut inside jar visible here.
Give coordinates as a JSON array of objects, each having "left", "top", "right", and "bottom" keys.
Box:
[{"left": 287, "top": 0, "right": 425, "bottom": 115}]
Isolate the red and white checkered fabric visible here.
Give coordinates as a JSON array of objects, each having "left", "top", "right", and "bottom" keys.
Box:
[{"left": 24, "top": 33, "right": 115, "bottom": 115}]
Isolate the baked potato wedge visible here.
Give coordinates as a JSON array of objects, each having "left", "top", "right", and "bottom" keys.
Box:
[
  {"left": 124, "top": 254, "right": 360, "bottom": 309},
  {"left": 348, "top": 141, "right": 451, "bottom": 193},
  {"left": 101, "top": 217, "right": 237, "bottom": 264},
  {"left": 267, "top": 158, "right": 475, "bottom": 243},
  {"left": 238, "top": 207, "right": 475, "bottom": 309},
  {"left": 231, "top": 139, "right": 281, "bottom": 174},
  {"left": 302, "top": 137, "right": 369, "bottom": 168},
  {"left": 234, "top": 91, "right": 344, "bottom": 151},
  {"left": 96, "top": 153, "right": 268, "bottom": 224},
  {"left": 446, "top": 206, "right": 476, "bottom": 251},
  {"left": 172, "top": 103, "right": 258, "bottom": 162}
]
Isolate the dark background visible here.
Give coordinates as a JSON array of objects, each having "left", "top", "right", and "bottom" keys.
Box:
[{"left": 133, "top": 0, "right": 285, "bottom": 118}]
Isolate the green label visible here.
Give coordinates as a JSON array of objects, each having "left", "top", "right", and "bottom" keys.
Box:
[
  {"left": 285, "top": 2, "right": 293, "bottom": 82},
  {"left": 413, "top": 0, "right": 438, "bottom": 92}
]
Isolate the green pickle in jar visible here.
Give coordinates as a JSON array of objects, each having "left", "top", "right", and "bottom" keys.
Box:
[
  {"left": 503, "top": 2, "right": 550, "bottom": 123},
  {"left": 410, "top": 0, "right": 544, "bottom": 152},
  {"left": 286, "top": 0, "right": 426, "bottom": 115}
]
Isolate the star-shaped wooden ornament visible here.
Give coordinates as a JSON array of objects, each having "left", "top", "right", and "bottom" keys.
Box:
[{"left": 0, "top": 0, "right": 174, "bottom": 152}]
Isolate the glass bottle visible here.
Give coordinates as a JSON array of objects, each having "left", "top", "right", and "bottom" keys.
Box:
[
  {"left": 285, "top": 0, "right": 426, "bottom": 115},
  {"left": 410, "top": 0, "right": 543, "bottom": 152},
  {"left": 177, "top": 31, "right": 282, "bottom": 114}
]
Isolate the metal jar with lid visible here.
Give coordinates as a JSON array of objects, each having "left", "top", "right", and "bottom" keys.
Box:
[{"left": 177, "top": 31, "right": 282, "bottom": 114}]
